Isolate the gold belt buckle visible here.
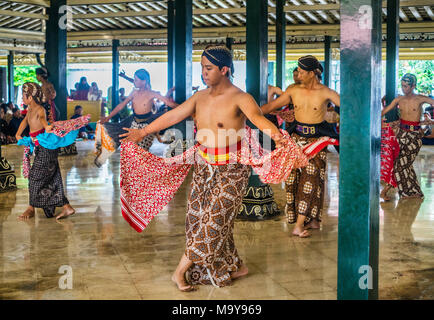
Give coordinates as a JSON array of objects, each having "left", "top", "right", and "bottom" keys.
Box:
[{"left": 410, "top": 125, "right": 414, "bottom": 131}]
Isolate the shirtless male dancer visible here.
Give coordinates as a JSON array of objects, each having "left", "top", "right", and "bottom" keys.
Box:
[
  {"left": 381, "top": 73, "right": 434, "bottom": 200},
  {"left": 121, "top": 46, "right": 285, "bottom": 291},
  {"left": 95, "top": 69, "right": 179, "bottom": 166},
  {"left": 261, "top": 55, "right": 340, "bottom": 238}
]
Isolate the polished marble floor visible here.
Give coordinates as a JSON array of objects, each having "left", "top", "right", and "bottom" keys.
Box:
[{"left": 0, "top": 140, "right": 432, "bottom": 300}]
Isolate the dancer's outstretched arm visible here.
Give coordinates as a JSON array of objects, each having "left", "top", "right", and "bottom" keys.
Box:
[
  {"left": 101, "top": 92, "right": 134, "bottom": 124},
  {"left": 151, "top": 90, "right": 179, "bottom": 108},
  {"left": 261, "top": 88, "right": 292, "bottom": 115},
  {"left": 120, "top": 94, "right": 196, "bottom": 143},
  {"left": 382, "top": 97, "right": 400, "bottom": 116},
  {"left": 238, "top": 93, "right": 284, "bottom": 147}
]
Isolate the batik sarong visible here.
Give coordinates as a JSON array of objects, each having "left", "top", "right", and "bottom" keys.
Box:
[
  {"left": 120, "top": 126, "right": 338, "bottom": 232},
  {"left": 185, "top": 162, "right": 251, "bottom": 287},
  {"left": 29, "top": 144, "right": 69, "bottom": 218},
  {"left": 94, "top": 111, "right": 163, "bottom": 167},
  {"left": 17, "top": 115, "right": 91, "bottom": 218},
  {"left": 381, "top": 121, "right": 399, "bottom": 188},
  {"left": 285, "top": 133, "right": 328, "bottom": 226},
  {"left": 393, "top": 120, "right": 424, "bottom": 198},
  {"left": 18, "top": 115, "right": 91, "bottom": 178},
  {"left": 283, "top": 121, "right": 339, "bottom": 225}
]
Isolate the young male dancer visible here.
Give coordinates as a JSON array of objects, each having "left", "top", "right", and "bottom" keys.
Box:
[
  {"left": 261, "top": 55, "right": 340, "bottom": 238},
  {"left": 120, "top": 46, "right": 306, "bottom": 291},
  {"left": 381, "top": 73, "right": 434, "bottom": 199}
]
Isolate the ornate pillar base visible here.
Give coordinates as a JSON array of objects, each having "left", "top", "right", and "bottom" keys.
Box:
[
  {"left": 238, "top": 172, "right": 280, "bottom": 220},
  {"left": 0, "top": 157, "right": 17, "bottom": 193}
]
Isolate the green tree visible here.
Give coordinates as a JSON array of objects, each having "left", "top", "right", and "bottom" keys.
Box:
[
  {"left": 399, "top": 60, "right": 434, "bottom": 95},
  {"left": 13, "top": 66, "right": 38, "bottom": 86}
]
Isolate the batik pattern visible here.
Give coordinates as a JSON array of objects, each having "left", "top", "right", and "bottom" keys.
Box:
[
  {"left": 29, "top": 146, "right": 69, "bottom": 218},
  {"left": 94, "top": 115, "right": 156, "bottom": 167},
  {"left": 380, "top": 122, "right": 399, "bottom": 188},
  {"left": 185, "top": 163, "right": 250, "bottom": 287},
  {"left": 284, "top": 133, "right": 327, "bottom": 226},
  {"left": 393, "top": 128, "right": 424, "bottom": 198},
  {"left": 120, "top": 126, "right": 338, "bottom": 233}
]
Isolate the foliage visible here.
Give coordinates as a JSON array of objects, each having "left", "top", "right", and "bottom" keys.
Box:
[
  {"left": 13, "top": 66, "right": 38, "bottom": 86},
  {"left": 398, "top": 60, "right": 434, "bottom": 95}
]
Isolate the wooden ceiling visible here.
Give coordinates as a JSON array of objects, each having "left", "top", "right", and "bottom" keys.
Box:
[{"left": 0, "top": 0, "right": 433, "bottom": 63}]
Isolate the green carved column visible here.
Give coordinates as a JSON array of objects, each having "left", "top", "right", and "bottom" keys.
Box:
[
  {"left": 338, "top": 0, "right": 382, "bottom": 299},
  {"left": 168, "top": 0, "right": 193, "bottom": 156},
  {"left": 385, "top": 0, "right": 400, "bottom": 122},
  {"left": 45, "top": 0, "right": 67, "bottom": 120},
  {"left": 7, "top": 51, "right": 14, "bottom": 103},
  {"left": 239, "top": 0, "right": 280, "bottom": 221},
  {"left": 324, "top": 36, "right": 332, "bottom": 87},
  {"left": 275, "top": 0, "right": 286, "bottom": 89}
]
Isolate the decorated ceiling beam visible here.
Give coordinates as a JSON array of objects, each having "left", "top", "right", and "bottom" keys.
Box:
[
  {"left": 66, "top": 21, "right": 434, "bottom": 40},
  {"left": 63, "top": 1, "right": 434, "bottom": 19},
  {"left": 67, "top": 0, "right": 163, "bottom": 4},
  {"left": 8, "top": 0, "right": 50, "bottom": 7},
  {"left": 0, "top": 27, "right": 45, "bottom": 41},
  {"left": 0, "top": 9, "right": 48, "bottom": 20}
]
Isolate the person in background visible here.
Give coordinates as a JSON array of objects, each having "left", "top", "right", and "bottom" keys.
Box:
[
  {"left": 88, "top": 82, "right": 102, "bottom": 101},
  {"left": 8, "top": 107, "right": 23, "bottom": 139},
  {"left": 75, "top": 77, "right": 90, "bottom": 100},
  {"left": 71, "top": 105, "right": 95, "bottom": 140}
]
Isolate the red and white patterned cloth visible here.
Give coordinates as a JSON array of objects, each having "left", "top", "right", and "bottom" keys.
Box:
[
  {"left": 380, "top": 122, "right": 399, "bottom": 188},
  {"left": 51, "top": 114, "right": 91, "bottom": 137},
  {"left": 21, "top": 115, "right": 91, "bottom": 178},
  {"left": 120, "top": 126, "right": 338, "bottom": 232}
]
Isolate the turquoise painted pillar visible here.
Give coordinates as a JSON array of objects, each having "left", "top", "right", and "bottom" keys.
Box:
[
  {"left": 275, "top": 0, "right": 286, "bottom": 89},
  {"left": 167, "top": 0, "right": 175, "bottom": 90},
  {"left": 45, "top": 0, "right": 67, "bottom": 120},
  {"left": 112, "top": 39, "right": 120, "bottom": 110},
  {"left": 239, "top": 0, "right": 280, "bottom": 220},
  {"left": 385, "top": 0, "right": 400, "bottom": 122},
  {"left": 324, "top": 36, "right": 332, "bottom": 87},
  {"left": 7, "top": 51, "right": 13, "bottom": 103},
  {"left": 338, "top": 0, "right": 381, "bottom": 300},
  {"left": 225, "top": 37, "right": 234, "bottom": 51},
  {"left": 173, "top": 0, "right": 192, "bottom": 141}
]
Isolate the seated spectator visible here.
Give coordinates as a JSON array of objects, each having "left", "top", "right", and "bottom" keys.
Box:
[
  {"left": 119, "top": 88, "right": 126, "bottom": 102},
  {"left": 0, "top": 106, "right": 11, "bottom": 144},
  {"left": 70, "top": 83, "right": 79, "bottom": 100},
  {"left": 88, "top": 82, "right": 102, "bottom": 101},
  {"left": 71, "top": 105, "right": 95, "bottom": 139},
  {"left": 8, "top": 107, "right": 23, "bottom": 137},
  {"left": 21, "top": 104, "right": 28, "bottom": 117},
  {"left": 2, "top": 102, "right": 12, "bottom": 123},
  {"left": 75, "top": 77, "right": 90, "bottom": 100}
]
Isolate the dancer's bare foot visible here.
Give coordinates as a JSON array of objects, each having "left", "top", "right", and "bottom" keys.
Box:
[
  {"left": 171, "top": 272, "right": 195, "bottom": 292},
  {"left": 18, "top": 206, "right": 35, "bottom": 220},
  {"left": 380, "top": 189, "right": 391, "bottom": 201},
  {"left": 292, "top": 226, "right": 310, "bottom": 238},
  {"left": 231, "top": 264, "right": 248, "bottom": 280},
  {"left": 56, "top": 204, "right": 75, "bottom": 220},
  {"left": 306, "top": 219, "right": 320, "bottom": 229}
]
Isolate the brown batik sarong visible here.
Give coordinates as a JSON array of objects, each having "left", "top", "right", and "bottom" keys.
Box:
[
  {"left": 284, "top": 133, "right": 327, "bottom": 225},
  {"left": 185, "top": 162, "right": 251, "bottom": 287},
  {"left": 393, "top": 127, "right": 424, "bottom": 198}
]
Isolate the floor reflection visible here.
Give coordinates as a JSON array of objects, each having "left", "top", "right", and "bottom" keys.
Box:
[{"left": 0, "top": 142, "right": 432, "bottom": 300}]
